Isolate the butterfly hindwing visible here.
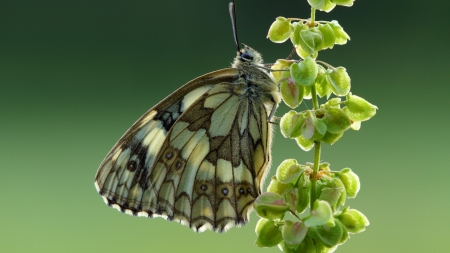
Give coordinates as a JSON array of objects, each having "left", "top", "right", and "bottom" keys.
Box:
[
  {"left": 95, "top": 69, "right": 238, "bottom": 214},
  {"left": 95, "top": 45, "right": 281, "bottom": 232}
]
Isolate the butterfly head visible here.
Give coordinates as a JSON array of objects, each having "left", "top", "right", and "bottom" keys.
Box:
[{"left": 232, "top": 44, "right": 263, "bottom": 69}]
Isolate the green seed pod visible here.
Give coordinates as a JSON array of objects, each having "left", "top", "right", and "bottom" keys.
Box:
[
  {"left": 282, "top": 220, "right": 308, "bottom": 246},
  {"left": 315, "top": 68, "right": 332, "bottom": 98},
  {"left": 331, "top": 0, "right": 355, "bottom": 7},
  {"left": 308, "top": 0, "right": 336, "bottom": 12},
  {"left": 321, "top": 131, "right": 344, "bottom": 145},
  {"left": 280, "top": 80, "right": 304, "bottom": 109},
  {"left": 290, "top": 56, "right": 318, "bottom": 86},
  {"left": 318, "top": 23, "right": 336, "bottom": 49},
  {"left": 296, "top": 173, "right": 311, "bottom": 213},
  {"left": 271, "top": 59, "right": 293, "bottom": 82},
  {"left": 327, "top": 67, "right": 351, "bottom": 96},
  {"left": 337, "top": 208, "right": 370, "bottom": 234},
  {"left": 295, "top": 134, "right": 315, "bottom": 151},
  {"left": 267, "top": 17, "right": 293, "bottom": 43},
  {"left": 280, "top": 111, "right": 305, "bottom": 139},
  {"left": 336, "top": 168, "right": 360, "bottom": 198},
  {"left": 342, "top": 92, "right": 378, "bottom": 121},
  {"left": 255, "top": 219, "right": 283, "bottom": 247},
  {"left": 329, "top": 20, "right": 350, "bottom": 45},
  {"left": 314, "top": 218, "right": 344, "bottom": 247},
  {"left": 254, "top": 192, "right": 290, "bottom": 220},
  {"left": 276, "top": 159, "right": 303, "bottom": 184},
  {"left": 320, "top": 107, "right": 351, "bottom": 134},
  {"left": 267, "top": 176, "right": 291, "bottom": 195}
]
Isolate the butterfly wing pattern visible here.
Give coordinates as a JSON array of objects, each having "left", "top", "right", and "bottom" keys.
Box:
[{"left": 95, "top": 45, "right": 281, "bottom": 232}]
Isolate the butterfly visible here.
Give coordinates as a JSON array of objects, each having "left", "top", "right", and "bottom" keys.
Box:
[{"left": 94, "top": 2, "right": 281, "bottom": 233}]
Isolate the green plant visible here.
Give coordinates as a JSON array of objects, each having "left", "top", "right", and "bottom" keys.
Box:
[{"left": 254, "top": 1, "right": 376, "bottom": 252}]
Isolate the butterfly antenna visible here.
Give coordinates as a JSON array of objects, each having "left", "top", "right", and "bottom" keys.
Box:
[{"left": 229, "top": 1, "right": 241, "bottom": 53}]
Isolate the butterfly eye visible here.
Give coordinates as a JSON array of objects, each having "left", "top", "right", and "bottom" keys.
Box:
[{"left": 241, "top": 52, "right": 253, "bottom": 61}]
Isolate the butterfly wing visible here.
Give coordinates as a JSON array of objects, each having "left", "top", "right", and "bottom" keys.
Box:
[{"left": 95, "top": 68, "right": 276, "bottom": 232}]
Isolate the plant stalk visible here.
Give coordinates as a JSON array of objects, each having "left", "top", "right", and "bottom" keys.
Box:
[{"left": 310, "top": 70, "right": 321, "bottom": 209}]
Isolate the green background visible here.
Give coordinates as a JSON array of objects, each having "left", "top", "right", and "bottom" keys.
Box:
[{"left": 2, "top": 0, "right": 449, "bottom": 252}]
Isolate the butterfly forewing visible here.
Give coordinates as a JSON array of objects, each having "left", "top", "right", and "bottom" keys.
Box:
[{"left": 95, "top": 46, "right": 280, "bottom": 232}]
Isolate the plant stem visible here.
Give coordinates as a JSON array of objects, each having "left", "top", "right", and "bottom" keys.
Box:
[
  {"left": 310, "top": 76, "right": 321, "bottom": 210},
  {"left": 310, "top": 8, "right": 316, "bottom": 27},
  {"left": 310, "top": 141, "right": 321, "bottom": 208}
]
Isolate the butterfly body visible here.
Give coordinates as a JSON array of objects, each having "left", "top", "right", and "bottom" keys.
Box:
[{"left": 95, "top": 45, "right": 280, "bottom": 232}]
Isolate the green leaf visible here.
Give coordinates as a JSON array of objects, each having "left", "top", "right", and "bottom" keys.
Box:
[
  {"left": 282, "top": 221, "right": 308, "bottom": 246},
  {"left": 329, "top": 20, "right": 350, "bottom": 45},
  {"left": 290, "top": 56, "right": 319, "bottom": 86},
  {"left": 304, "top": 200, "right": 334, "bottom": 227},
  {"left": 337, "top": 208, "right": 370, "bottom": 233},
  {"left": 254, "top": 192, "right": 290, "bottom": 220},
  {"left": 280, "top": 110, "right": 305, "bottom": 138},
  {"left": 255, "top": 219, "right": 283, "bottom": 247},
  {"left": 267, "top": 17, "right": 292, "bottom": 43},
  {"left": 320, "top": 107, "right": 351, "bottom": 134},
  {"left": 276, "top": 159, "right": 303, "bottom": 184},
  {"left": 327, "top": 67, "right": 351, "bottom": 96},
  {"left": 342, "top": 92, "right": 378, "bottom": 121}
]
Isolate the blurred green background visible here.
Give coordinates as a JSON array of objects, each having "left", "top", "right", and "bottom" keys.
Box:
[{"left": 2, "top": 0, "right": 449, "bottom": 252}]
